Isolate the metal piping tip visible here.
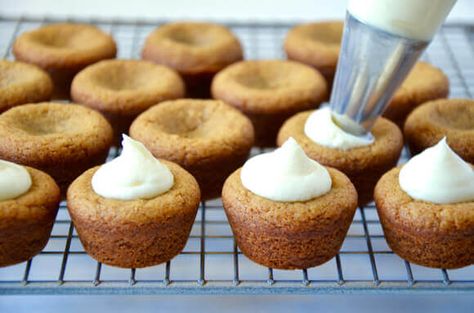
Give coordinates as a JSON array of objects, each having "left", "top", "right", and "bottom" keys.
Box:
[{"left": 329, "top": 12, "right": 428, "bottom": 135}]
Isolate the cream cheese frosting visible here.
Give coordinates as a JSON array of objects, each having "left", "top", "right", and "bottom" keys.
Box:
[
  {"left": 92, "top": 135, "right": 174, "bottom": 200},
  {"left": 240, "top": 137, "right": 332, "bottom": 202},
  {"left": 0, "top": 159, "right": 32, "bottom": 201},
  {"left": 399, "top": 138, "right": 474, "bottom": 204},
  {"left": 348, "top": 0, "right": 456, "bottom": 41},
  {"left": 304, "top": 107, "right": 374, "bottom": 150}
]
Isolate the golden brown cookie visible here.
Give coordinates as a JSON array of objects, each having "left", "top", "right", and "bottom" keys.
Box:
[
  {"left": 13, "top": 23, "right": 117, "bottom": 98},
  {"left": 284, "top": 21, "right": 343, "bottom": 85},
  {"left": 71, "top": 59, "right": 185, "bottom": 143},
  {"left": 212, "top": 60, "right": 328, "bottom": 147},
  {"left": 404, "top": 98, "right": 474, "bottom": 163},
  {"left": 384, "top": 62, "right": 449, "bottom": 128},
  {"left": 130, "top": 99, "right": 254, "bottom": 200},
  {"left": 0, "top": 60, "right": 53, "bottom": 113},
  {"left": 142, "top": 22, "right": 243, "bottom": 98},
  {"left": 277, "top": 112, "right": 403, "bottom": 205},
  {"left": 67, "top": 161, "right": 200, "bottom": 268},
  {"left": 375, "top": 167, "right": 474, "bottom": 269},
  {"left": 0, "top": 166, "right": 60, "bottom": 267},
  {"left": 222, "top": 167, "right": 357, "bottom": 269},
  {"left": 0, "top": 102, "right": 113, "bottom": 194}
]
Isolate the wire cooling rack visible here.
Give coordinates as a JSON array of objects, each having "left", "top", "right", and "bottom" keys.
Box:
[{"left": 0, "top": 16, "right": 473, "bottom": 295}]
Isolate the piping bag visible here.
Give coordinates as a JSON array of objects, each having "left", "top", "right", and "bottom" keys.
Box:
[{"left": 329, "top": 0, "right": 456, "bottom": 137}]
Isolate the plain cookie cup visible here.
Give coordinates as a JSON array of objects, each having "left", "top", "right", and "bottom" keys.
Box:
[
  {"left": 211, "top": 60, "right": 328, "bottom": 147},
  {"left": 71, "top": 59, "right": 185, "bottom": 143},
  {"left": 222, "top": 167, "right": 357, "bottom": 270},
  {"left": 142, "top": 22, "right": 243, "bottom": 98},
  {"left": 67, "top": 161, "right": 200, "bottom": 268},
  {"left": 374, "top": 167, "right": 474, "bottom": 269},
  {"left": 383, "top": 62, "right": 449, "bottom": 128},
  {"left": 0, "top": 60, "right": 53, "bottom": 113},
  {"left": 13, "top": 23, "right": 117, "bottom": 97},
  {"left": 0, "top": 102, "right": 113, "bottom": 194},
  {"left": 284, "top": 21, "right": 343, "bottom": 86},
  {"left": 130, "top": 99, "right": 254, "bottom": 200},
  {"left": 404, "top": 98, "right": 474, "bottom": 163},
  {"left": 0, "top": 166, "right": 60, "bottom": 267},
  {"left": 277, "top": 112, "right": 403, "bottom": 205}
]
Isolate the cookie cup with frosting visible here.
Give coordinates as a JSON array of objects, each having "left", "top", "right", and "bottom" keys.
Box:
[
  {"left": 375, "top": 139, "right": 474, "bottom": 269},
  {"left": 277, "top": 107, "right": 403, "bottom": 206},
  {"left": 0, "top": 161, "right": 60, "bottom": 267},
  {"left": 67, "top": 136, "right": 200, "bottom": 268},
  {"left": 222, "top": 139, "right": 357, "bottom": 269}
]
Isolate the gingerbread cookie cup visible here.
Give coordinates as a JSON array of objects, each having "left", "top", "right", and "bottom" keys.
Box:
[
  {"left": 277, "top": 112, "right": 403, "bottom": 205},
  {"left": 375, "top": 167, "right": 474, "bottom": 269},
  {"left": 404, "top": 99, "right": 474, "bottom": 163},
  {"left": 0, "top": 60, "right": 53, "bottom": 113},
  {"left": 142, "top": 22, "right": 243, "bottom": 98},
  {"left": 0, "top": 103, "right": 113, "bottom": 194},
  {"left": 212, "top": 60, "right": 327, "bottom": 146},
  {"left": 384, "top": 62, "right": 449, "bottom": 128},
  {"left": 222, "top": 167, "right": 357, "bottom": 269},
  {"left": 284, "top": 21, "right": 343, "bottom": 85},
  {"left": 71, "top": 59, "right": 185, "bottom": 142},
  {"left": 130, "top": 99, "right": 254, "bottom": 200},
  {"left": 67, "top": 161, "right": 200, "bottom": 268},
  {"left": 13, "top": 23, "right": 117, "bottom": 97},
  {"left": 0, "top": 166, "right": 60, "bottom": 267}
]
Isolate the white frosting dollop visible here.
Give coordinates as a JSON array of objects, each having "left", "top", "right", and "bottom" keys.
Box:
[
  {"left": 399, "top": 138, "right": 474, "bottom": 204},
  {"left": 92, "top": 135, "right": 174, "bottom": 200},
  {"left": 240, "top": 137, "right": 332, "bottom": 202},
  {"left": 304, "top": 107, "right": 374, "bottom": 150},
  {"left": 0, "top": 159, "right": 32, "bottom": 201}
]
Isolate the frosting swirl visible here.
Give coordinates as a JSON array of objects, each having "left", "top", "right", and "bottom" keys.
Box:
[
  {"left": 0, "top": 159, "right": 32, "bottom": 201},
  {"left": 240, "top": 137, "right": 332, "bottom": 202},
  {"left": 92, "top": 135, "right": 174, "bottom": 200},
  {"left": 304, "top": 107, "right": 374, "bottom": 150},
  {"left": 399, "top": 138, "right": 474, "bottom": 204}
]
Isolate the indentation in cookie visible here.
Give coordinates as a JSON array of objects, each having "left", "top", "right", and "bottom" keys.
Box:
[
  {"left": 0, "top": 71, "right": 15, "bottom": 88},
  {"left": 15, "top": 24, "right": 117, "bottom": 56},
  {"left": 154, "top": 104, "right": 217, "bottom": 138},
  {"left": 235, "top": 73, "right": 285, "bottom": 90},
  {"left": 168, "top": 28, "right": 214, "bottom": 47},
  {"left": 10, "top": 108, "right": 82, "bottom": 136},
  {"left": 29, "top": 28, "right": 93, "bottom": 50},
  {"left": 432, "top": 104, "right": 474, "bottom": 130},
  {"left": 233, "top": 65, "right": 299, "bottom": 90},
  {"left": 91, "top": 64, "right": 154, "bottom": 91},
  {"left": 0, "top": 67, "right": 42, "bottom": 90},
  {"left": 305, "top": 24, "right": 343, "bottom": 44}
]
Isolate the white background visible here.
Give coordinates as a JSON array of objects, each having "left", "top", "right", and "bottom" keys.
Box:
[{"left": 0, "top": 0, "right": 473, "bottom": 22}]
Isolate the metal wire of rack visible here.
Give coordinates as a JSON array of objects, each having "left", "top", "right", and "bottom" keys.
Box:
[{"left": 0, "top": 16, "right": 473, "bottom": 295}]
